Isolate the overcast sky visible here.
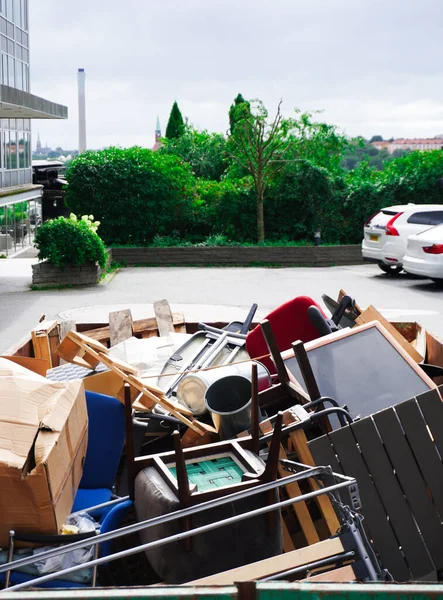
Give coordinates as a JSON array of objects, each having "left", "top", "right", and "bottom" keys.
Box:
[{"left": 30, "top": 0, "right": 443, "bottom": 151}]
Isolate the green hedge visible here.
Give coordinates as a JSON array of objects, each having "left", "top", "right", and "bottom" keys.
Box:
[
  {"left": 34, "top": 215, "right": 108, "bottom": 268},
  {"left": 66, "top": 147, "right": 196, "bottom": 245},
  {"left": 65, "top": 147, "right": 443, "bottom": 247}
]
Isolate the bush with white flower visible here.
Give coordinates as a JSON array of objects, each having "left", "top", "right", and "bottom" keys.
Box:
[{"left": 34, "top": 214, "right": 108, "bottom": 268}]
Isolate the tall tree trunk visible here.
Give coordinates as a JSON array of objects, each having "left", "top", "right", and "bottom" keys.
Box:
[{"left": 256, "top": 186, "right": 265, "bottom": 243}]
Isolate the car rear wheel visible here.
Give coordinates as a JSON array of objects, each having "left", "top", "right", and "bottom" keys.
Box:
[
  {"left": 378, "top": 264, "right": 403, "bottom": 275},
  {"left": 431, "top": 278, "right": 443, "bottom": 287}
]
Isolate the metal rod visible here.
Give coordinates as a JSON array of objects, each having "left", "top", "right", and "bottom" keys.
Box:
[
  {"left": 0, "top": 465, "right": 353, "bottom": 578},
  {"left": 261, "top": 550, "right": 356, "bottom": 581},
  {"left": 198, "top": 324, "right": 247, "bottom": 339},
  {"left": 3, "top": 479, "right": 354, "bottom": 592},
  {"left": 260, "top": 406, "right": 354, "bottom": 444}
]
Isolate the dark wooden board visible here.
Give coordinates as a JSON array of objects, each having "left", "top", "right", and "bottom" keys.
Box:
[
  {"left": 373, "top": 408, "right": 443, "bottom": 570},
  {"left": 308, "top": 434, "right": 353, "bottom": 509},
  {"left": 417, "top": 387, "right": 443, "bottom": 460},
  {"left": 325, "top": 425, "right": 410, "bottom": 581},
  {"left": 395, "top": 396, "right": 443, "bottom": 518},
  {"left": 351, "top": 416, "right": 433, "bottom": 578}
]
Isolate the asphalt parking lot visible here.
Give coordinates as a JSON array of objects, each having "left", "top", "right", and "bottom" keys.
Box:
[{"left": 0, "top": 259, "right": 442, "bottom": 354}]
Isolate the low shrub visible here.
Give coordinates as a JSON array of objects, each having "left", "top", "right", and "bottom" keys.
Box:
[{"left": 34, "top": 214, "right": 108, "bottom": 268}]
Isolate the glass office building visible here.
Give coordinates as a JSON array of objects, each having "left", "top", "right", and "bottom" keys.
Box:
[{"left": 0, "top": 0, "right": 67, "bottom": 256}]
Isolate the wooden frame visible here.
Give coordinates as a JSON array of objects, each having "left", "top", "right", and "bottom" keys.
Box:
[
  {"left": 134, "top": 438, "right": 269, "bottom": 504},
  {"left": 281, "top": 321, "right": 438, "bottom": 417}
]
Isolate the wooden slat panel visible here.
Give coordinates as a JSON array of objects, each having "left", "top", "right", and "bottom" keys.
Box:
[
  {"left": 308, "top": 434, "right": 353, "bottom": 509},
  {"left": 326, "top": 425, "right": 410, "bottom": 581},
  {"left": 418, "top": 388, "right": 443, "bottom": 459},
  {"left": 374, "top": 408, "right": 443, "bottom": 569},
  {"left": 288, "top": 428, "right": 340, "bottom": 536},
  {"left": 396, "top": 396, "right": 443, "bottom": 518},
  {"left": 351, "top": 416, "right": 433, "bottom": 578}
]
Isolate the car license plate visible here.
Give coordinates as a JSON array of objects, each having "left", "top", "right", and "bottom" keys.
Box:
[{"left": 370, "top": 234, "right": 379, "bottom": 242}]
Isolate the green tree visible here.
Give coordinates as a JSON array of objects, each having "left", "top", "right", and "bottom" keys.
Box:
[
  {"left": 369, "top": 135, "right": 383, "bottom": 143},
  {"left": 165, "top": 101, "right": 185, "bottom": 139},
  {"left": 228, "top": 99, "right": 347, "bottom": 242},
  {"left": 160, "top": 128, "right": 228, "bottom": 181},
  {"left": 227, "top": 100, "right": 299, "bottom": 242},
  {"left": 229, "top": 94, "right": 250, "bottom": 134}
]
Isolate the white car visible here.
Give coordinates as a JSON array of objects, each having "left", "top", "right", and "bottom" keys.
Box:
[
  {"left": 403, "top": 224, "right": 443, "bottom": 282},
  {"left": 362, "top": 204, "right": 443, "bottom": 274}
]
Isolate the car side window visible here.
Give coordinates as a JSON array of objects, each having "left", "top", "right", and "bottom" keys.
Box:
[{"left": 407, "top": 211, "right": 443, "bottom": 226}]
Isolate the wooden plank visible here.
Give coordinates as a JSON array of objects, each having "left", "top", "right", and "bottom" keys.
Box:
[
  {"left": 426, "top": 331, "right": 443, "bottom": 384},
  {"left": 277, "top": 449, "right": 320, "bottom": 546},
  {"left": 31, "top": 319, "right": 58, "bottom": 368},
  {"left": 373, "top": 407, "right": 443, "bottom": 569},
  {"left": 59, "top": 320, "right": 76, "bottom": 364},
  {"left": 351, "top": 416, "right": 433, "bottom": 578},
  {"left": 327, "top": 425, "right": 410, "bottom": 581},
  {"left": 187, "top": 537, "right": 345, "bottom": 585},
  {"left": 356, "top": 305, "right": 423, "bottom": 362},
  {"left": 56, "top": 336, "right": 100, "bottom": 369},
  {"left": 284, "top": 413, "right": 340, "bottom": 537},
  {"left": 281, "top": 518, "right": 296, "bottom": 552},
  {"left": 308, "top": 434, "right": 353, "bottom": 509},
  {"left": 415, "top": 323, "right": 427, "bottom": 361},
  {"left": 109, "top": 309, "right": 133, "bottom": 346},
  {"left": 260, "top": 418, "right": 320, "bottom": 546},
  {"left": 67, "top": 330, "right": 109, "bottom": 354},
  {"left": 418, "top": 387, "right": 443, "bottom": 459},
  {"left": 48, "top": 325, "right": 61, "bottom": 367},
  {"left": 1, "top": 355, "right": 49, "bottom": 377},
  {"left": 81, "top": 312, "right": 186, "bottom": 342},
  {"left": 154, "top": 299, "right": 175, "bottom": 337},
  {"left": 396, "top": 395, "right": 443, "bottom": 520},
  {"left": 301, "top": 564, "right": 356, "bottom": 582}
]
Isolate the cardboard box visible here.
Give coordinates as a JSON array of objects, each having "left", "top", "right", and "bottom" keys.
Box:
[{"left": 0, "top": 358, "right": 88, "bottom": 546}]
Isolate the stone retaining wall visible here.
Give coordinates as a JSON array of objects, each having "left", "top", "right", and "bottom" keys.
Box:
[
  {"left": 32, "top": 261, "right": 100, "bottom": 286},
  {"left": 111, "top": 245, "right": 363, "bottom": 267}
]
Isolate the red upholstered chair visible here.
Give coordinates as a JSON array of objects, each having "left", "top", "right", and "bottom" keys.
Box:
[{"left": 246, "top": 296, "right": 327, "bottom": 374}]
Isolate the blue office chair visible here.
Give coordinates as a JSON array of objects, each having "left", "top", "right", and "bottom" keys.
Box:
[{"left": 1, "top": 391, "right": 133, "bottom": 589}]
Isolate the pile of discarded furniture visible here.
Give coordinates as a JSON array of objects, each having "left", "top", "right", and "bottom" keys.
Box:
[{"left": 1, "top": 292, "right": 443, "bottom": 591}]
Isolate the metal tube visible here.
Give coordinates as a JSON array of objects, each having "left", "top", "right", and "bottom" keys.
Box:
[
  {"left": 0, "top": 466, "right": 352, "bottom": 577},
  {"left": 4, "top": 530, "right": 14, "bottom": 589},
  {"left": 198, "top": 324, "right": 247, "bottom": 339},
  {"left": 77, "top": 68, "right": 87, "bottom": 153},
  {"left": 3, "top": 479, "right": 354, "bottom": 592},
  {"left": 260, "top": 406, "right": 354, "bottom": 444},
  {"left": 164, "top": 336, "right": 215, "bottom": 396},
  {"left": 261, "top": 551, "right": 355, "bottom": 581}
]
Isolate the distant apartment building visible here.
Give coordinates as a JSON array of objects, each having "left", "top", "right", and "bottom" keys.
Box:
[
  {"left": 371, "top": 138, "right": 443, "bottom": 154},
  {"left": 0, "top": 0, "right": 67, "bottom": 256}
]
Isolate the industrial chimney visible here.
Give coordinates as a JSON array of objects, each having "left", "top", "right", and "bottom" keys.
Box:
[{"left": 78, "top": 68, "right": 87, "bottom": 153}]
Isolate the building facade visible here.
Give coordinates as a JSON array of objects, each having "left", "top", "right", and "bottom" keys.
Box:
[
  {"left": 371, "top": 138, "right": 443, "bottom": 154},
  {"left": 0, "top": 0, "right": 67, "bottom": 256}
]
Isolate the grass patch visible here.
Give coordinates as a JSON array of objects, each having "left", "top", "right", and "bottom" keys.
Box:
[
  {"left": 99, "top": 260, "right": 124, "bottom": 282},
  {"left": 109, "top": 236, "right": 332, "bottom": 249},
  {"left": 30, "top": 283, "right": 74, "bottom": 291}
]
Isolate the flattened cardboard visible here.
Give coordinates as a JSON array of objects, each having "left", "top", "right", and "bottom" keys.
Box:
[{"left": 0, "top": 358, "right": 88, "bottom": 545}]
